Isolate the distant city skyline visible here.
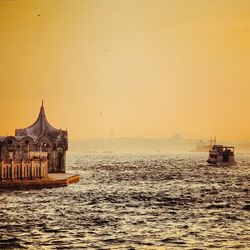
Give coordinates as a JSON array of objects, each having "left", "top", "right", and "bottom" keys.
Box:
[{"left": 0, "top": 0, "right": 249, "bottom": 141}]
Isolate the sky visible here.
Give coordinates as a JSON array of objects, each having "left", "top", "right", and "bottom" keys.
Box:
[{"left": 0, "top": 0, "right": 249, "bottom": 140}]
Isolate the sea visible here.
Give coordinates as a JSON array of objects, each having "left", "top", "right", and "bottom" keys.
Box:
[{"left": 0, "top": 153, "right": 249, "bottom": 249}]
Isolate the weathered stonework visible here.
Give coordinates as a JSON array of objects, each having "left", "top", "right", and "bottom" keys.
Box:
[
  {"left": 0, "top": 158, "right": 48, "bottom": 182},
  {"left": 0, "top": 103, "right": 79, "bottom": 188},
  {"left": 0, "top": 102, "right": 68, "bottom": 176}
]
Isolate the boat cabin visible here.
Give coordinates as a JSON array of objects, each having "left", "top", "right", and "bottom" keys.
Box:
[{"left": 207, "top": 145, "right": 236, "bottom": 166}]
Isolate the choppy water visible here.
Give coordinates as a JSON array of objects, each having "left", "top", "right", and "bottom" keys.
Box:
[{"left": 0, "top": 153, "right": 250, "bottom": 249}]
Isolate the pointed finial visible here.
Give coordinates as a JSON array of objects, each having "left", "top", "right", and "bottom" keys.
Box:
[{"left": 40, "top": 99, "right": 45, "bottom": 118}]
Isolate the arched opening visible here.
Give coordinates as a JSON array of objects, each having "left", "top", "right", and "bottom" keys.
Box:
[
  {"left": 7, "top": 139, "right": 14, "bottom": 145},
  {"left": 57, "top": 152, "right": 64, "bottom": 172},
  {"left": 40, "top": 141, "right": 50, "bottom": 152}
]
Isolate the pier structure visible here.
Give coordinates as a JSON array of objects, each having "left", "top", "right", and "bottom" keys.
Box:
[{"left": 0, "top": 102, "right": 79, "bottom": 189}]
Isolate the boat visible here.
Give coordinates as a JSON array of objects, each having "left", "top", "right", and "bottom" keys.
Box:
[
  {"left": 207, "top": 145, "right": 237, "bottom": 166},
  {"left": 193, "top": 137, "right": 216, "bottom": 152}
]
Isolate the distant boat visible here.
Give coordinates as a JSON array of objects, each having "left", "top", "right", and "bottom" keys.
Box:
[
  {"left": 207, "top": 145, "right": 237, "bottom": 166},
  {"left": 193, "top": 137, "right": 216, "bottom": 152}
]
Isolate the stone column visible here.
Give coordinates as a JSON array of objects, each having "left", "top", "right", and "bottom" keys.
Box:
[
  {"left": 10, "top": 160, "right": 13, "bottom": 182},
  {"left": 39, "top": 160, "right": 42, "bottom": 179},
  {"left": 20, "top": 160, "right": 23, "bottom": 181},
  {"left": 30, "top": 161, "right": 32, "bottom": 180}
]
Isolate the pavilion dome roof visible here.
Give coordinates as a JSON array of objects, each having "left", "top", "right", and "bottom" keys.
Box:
[{"left": 15, "top": 102, "right": 61, "bottom": 139}]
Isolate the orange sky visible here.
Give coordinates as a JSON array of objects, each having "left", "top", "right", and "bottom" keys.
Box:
[{"left": 0, "top": 0, "right": 249, "bottom": 140}]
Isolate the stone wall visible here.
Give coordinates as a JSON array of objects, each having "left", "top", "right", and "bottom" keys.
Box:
[{"left": 0, "top": 159, "right": 48, "bottom": 182}]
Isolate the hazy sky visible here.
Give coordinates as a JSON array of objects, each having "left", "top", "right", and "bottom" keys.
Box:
[{"left": 0, "top": 0, "right": 249, "bottom": 140}]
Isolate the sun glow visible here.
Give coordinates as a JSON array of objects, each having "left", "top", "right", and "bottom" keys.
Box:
[{"left": 0, "top": 0, "right": 249, "bottom": 140}]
